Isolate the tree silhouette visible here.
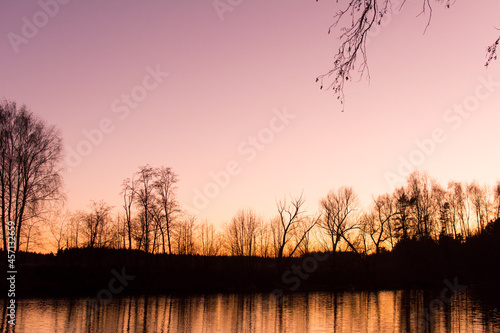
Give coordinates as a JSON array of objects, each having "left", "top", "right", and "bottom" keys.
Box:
[
  {"left": 319, "top": 187, "right": 359, "bottom": 254},
  {"left": 82, "top": 200, "right": 113, "bottom": 248},
  {"left": 154, "top": 166, "right": 180, "bottom": 255},
  {"left": 133, "top": 165, "right": 156, "bottom": 253},
  {"left": 494, "top": 181, "right": 500, "bottom": 220},
  {"left": 198, "top": 220, "right": 220, "bottom": 256},
  {"left": 0, "top": 100, "right": 63, "bottom": 251},
  {"left": 121, "top": 177, "right": 135, "bottom": 250},
  {"left": 275, "top": 194, "right": 307, "bottom": 260},
  {"left": 362, "top": 194, "right": 396, "bottom": 254},
  {"left": 317, "top": 0, "right": 499, "bottom": 109},
  {"left": 224, "top": 209, "right": 259, "bottom": 256},
  {"left": 173, "top": 215, "right": 197, "bottom": 255},
  {"left": 393, "top": 187, "right": 414, "bottom": 241}
]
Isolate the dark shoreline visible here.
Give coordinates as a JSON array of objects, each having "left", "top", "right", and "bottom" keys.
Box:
[{"left": 2, "top": 222, "right": 499, "bottom": 301}]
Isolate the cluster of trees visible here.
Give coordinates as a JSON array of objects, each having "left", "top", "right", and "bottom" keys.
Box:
[
  {"left": 47, "top": 165, "right": 184, "bottom": 254},
  {"left": 2, "top": 100, "right": 500, "bottom": 257},
  {"left": 42, "top": 170, "right": 500, "bottom": 260}
]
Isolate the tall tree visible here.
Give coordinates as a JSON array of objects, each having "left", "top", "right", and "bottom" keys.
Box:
[
  {"left": 0, "top": 100, "right": 63, "bottom": 251},
  {"left": 494, "top": 181, "right": 500, "bottom": 220},
  {"left": 174, "top": 215, "right": 197, "bottom": 255},
  {"left": 431, "top": 182, "right": 450, "bottom": 237},
  {"left": 224, "top": 209, "right": 259, "bottom": 256},
  {"left": 256, "top": 219, "right": 272, "bottom": 258},
  {"left": 467, "top": 181, "right": 490, "bottom": 233},
  {"left": 133, "top": 165, "right": 156, "bottom": 253},
  {"left": 363, "top": 194, "right": 396, "bottom": 254},
  {"left": 406, "top": 171, "right": 437, "bottom": 239},
  {"left": 154, "top": 166, "right": 179, "bottom": 255},
  {"left": 447, "top": 181, "right": 471, "bottom": 238},
  {"left": 198, "top": 220, "right": 220, "bottom": 256},
  {"left": 47, "top": 210, "right": 70, "bottom": 252},
  {"left": 275, "top": 194, "right": 306, "bottom": 260},
  {"left": 318, "top": 187, "right": 359, "bottom": 254},
  {"left": 294, "top": 216, "right": 319, "bottom": 256},
  {"left": 393, "top": 186, "right": 414, "bottom": 241},
  {"left": 83, "top": 200, "right": 112, "bottom": 248},
  {"left": 121, "top": 177, "right": 135, "bottom": 250}
]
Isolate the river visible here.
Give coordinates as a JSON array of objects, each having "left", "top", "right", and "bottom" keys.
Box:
[{"left": 2, "top": 288, "right": 500, "bottom": 332}]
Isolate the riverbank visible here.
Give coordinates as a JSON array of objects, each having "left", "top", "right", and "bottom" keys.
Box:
[{"left": 2, "top": 219, "right": 499, "bottom": 298}]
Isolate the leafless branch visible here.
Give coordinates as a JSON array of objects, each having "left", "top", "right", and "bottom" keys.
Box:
[
  {"left": 317, "top": 0, "right": 457, "bottom": 110},
  {"left": 486, "top": 29, "right": 500, "bottom": 67}
]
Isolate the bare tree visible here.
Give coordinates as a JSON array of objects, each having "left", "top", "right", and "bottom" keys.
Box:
[
  {"left": 443, "top": 184, "right": 458, "bottom": 239},
  {"left": 494, "top": 181, "right": 500, "bottom": 220},
  {"left": 65, "top": 211, "right": 83, "bottom": 249},
  {"left": 174, "top": 215, "right": 197, "bottom": 255},
  {"left": 406, "top": 171, "right": 437, "bottom": 239},
  {"left": 0, "top": 100, "right": 64, "bottom": 251},
  {"left": 133, "top": 165, "right": 156, "bottom": 253},
  {"left": 105, "top": 213, "right": 124, "bottom": 249},
  {"left": 468, "top": 181, "right": 485, "bottom": 233},
  {"left": 270, "top": 216, "right": 284, "bottom": 258},
  {"left": 47, "top": 211, "right": 70, "bottom": 252},
  {"left": 20, "top": 218, "right": 44, "bottom": 252},
  {"left": 392, "top": 186, "right": 414, "bottom": 241},
  {"left": 431, "top": 181, "right": 449, "bottom": 237},
  {"left": 198, "top": 220, "right": 220, "bottom": 256},
  {"left": 150, "top": 200, "right": 165, "bottom": 254},
  {"left": 275, "top": 194, "right": 307, "bottom": 260},
  {"left": 362, "top": 194, "right": 396, "bottom": 254},
  {"left": 224, "top": 209, "right": 259, "bottom": 256},
  {"left": 467, "top": 182, "right": 493, "bottom": 234},
  {"left": 121, "top": 177, "right": 135, "bottom": 250},
  {"left": 114, "top": 213, "right": 129, "bottom": 250},
  {"left": 82, "top": 200, "right": 112, "bottom": 248},
  {"left": 447, "top": 181, "right": 471, "bottom": 238},
  {"left": 318, "top": 187, "right": 359, "bottom": 254},
  {"left": 256, "top": 219, "right": 272, "bottom": 258},
  {"left": 154, "top": 166, "right": 179, "bottom": 255},
  {"left": 294, "top": 215, "right": 319, "bottom": 256},
  {"left": 121, "top": 165, "right": 180, "bottom": 253}
]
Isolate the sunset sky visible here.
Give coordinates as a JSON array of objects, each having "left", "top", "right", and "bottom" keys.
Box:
[{"left": 1, "top": 0, "right": 500, "bottom": 226}]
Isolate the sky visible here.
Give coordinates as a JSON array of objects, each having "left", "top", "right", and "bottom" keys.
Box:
[{"left": 1, "top": 0, "right": 500, "bottom": 227}]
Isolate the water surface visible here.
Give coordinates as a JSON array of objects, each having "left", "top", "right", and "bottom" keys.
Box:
[{"left": 2, "top": 289, "right": 500, "bottom": 332}]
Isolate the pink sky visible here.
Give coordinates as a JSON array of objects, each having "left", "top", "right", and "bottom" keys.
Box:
[{"left": 1, "top": 0, "right": 500, "bottom": 226}]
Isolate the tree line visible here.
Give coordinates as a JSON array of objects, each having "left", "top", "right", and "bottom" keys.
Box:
[
  {"left": 42, "top": 168, "right": 500, "bottom": 260},
  {"left": 2, "top": 100, "right": 500, "bottom": 256}
]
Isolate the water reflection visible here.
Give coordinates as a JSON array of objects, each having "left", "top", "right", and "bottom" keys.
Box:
[{"left": 2, "top": 289, "right": 499, "bottom": 332}]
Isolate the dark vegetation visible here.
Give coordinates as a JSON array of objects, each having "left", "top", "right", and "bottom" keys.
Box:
[
  {"left": 2, "top": 101, "right": 500, "bottom": 302},
  {"left": 3, "top": 218, "right": 499, "bottom": 298}
]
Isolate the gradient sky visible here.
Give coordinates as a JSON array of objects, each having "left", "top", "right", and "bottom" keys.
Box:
[{"left": 1, "top": 0, "right": 500, "bottom": 226}]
